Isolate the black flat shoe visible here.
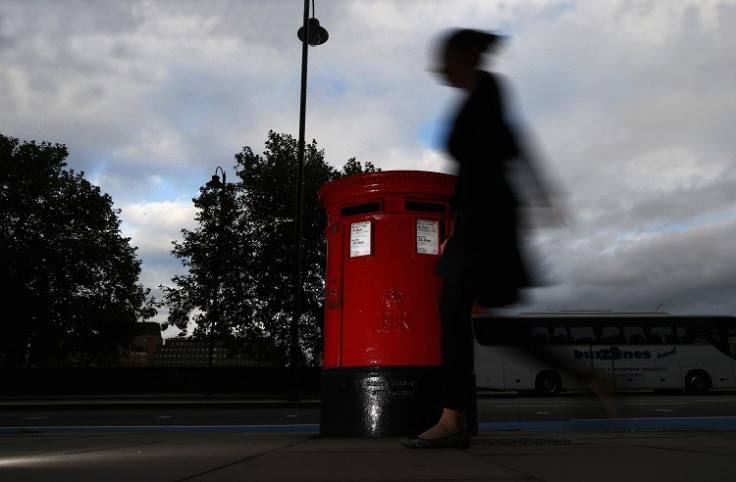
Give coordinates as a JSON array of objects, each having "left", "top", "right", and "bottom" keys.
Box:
[{"left": 400, "top": 429, "right": 471, "bottom": 449}]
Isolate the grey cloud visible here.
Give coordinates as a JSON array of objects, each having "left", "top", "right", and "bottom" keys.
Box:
[{"left": 3, "top": 0, "right": 736, "bottom": 320}]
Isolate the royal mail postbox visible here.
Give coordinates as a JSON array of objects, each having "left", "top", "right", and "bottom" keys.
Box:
[{"left": 317, "top": 170, "right": 456, "bottom": 437}]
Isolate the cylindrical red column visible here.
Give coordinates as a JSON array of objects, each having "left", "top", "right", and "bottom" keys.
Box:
[{"left": 318, "top": 170, "right": 456, "bottom": 437}]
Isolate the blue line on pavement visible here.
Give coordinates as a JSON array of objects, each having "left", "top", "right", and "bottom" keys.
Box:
[
  {"left": 478, "top": 416, "right": 736, "bottom": 432},
  {"left": 0, "top": 424, "right": 320, "bottom": 434}
]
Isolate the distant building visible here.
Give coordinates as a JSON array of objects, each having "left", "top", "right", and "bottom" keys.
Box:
[
  {"left": 152, "top": 338, "right": 264, "bottom": 367},
  {"left": 118, "top": 322, "right": 163, "bottom": 367}
]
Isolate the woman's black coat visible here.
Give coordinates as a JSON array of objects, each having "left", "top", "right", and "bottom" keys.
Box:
[{"left": 435, "top": 70, "right": 530, "bottom": 307}]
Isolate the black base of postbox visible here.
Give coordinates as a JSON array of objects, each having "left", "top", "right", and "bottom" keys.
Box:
[{"left": 319, "top": 366, "right": 444, "bottom": 438}]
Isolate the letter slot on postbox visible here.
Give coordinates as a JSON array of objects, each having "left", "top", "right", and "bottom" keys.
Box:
[{"left": 318, "top": 170, "right": 456, "bottom": 437}]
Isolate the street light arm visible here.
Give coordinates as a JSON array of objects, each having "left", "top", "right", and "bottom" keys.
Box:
[
  {"left": 207, "top": 166, "right": 227, "bottom": 189},
  {"left": 215, "top": 166, "right": 226, "bottom": 185}
]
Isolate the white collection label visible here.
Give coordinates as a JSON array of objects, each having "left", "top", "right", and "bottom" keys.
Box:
[
  {"left": 350, "top": 221, "right": 372, "bottom": 257},
  {"left": 416, "top": 219, "right": 439, "bottom": 255}
]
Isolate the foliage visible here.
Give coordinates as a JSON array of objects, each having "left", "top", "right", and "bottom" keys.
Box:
[
  {"left": 0, "top": 133, "right": 156, "bottom": 367},
  {"left": 161, "top": 131, "right": 377, "bottom": 365}
]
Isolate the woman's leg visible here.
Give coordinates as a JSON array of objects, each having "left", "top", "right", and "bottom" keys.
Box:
[{"left": 419, "top": 280, "right": 476, "bottom": 439}]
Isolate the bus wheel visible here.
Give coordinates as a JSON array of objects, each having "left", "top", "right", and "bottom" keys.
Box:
[
  {"left": 685, "top": 370, "right": 711, "bottom": 394},
  {"left": 535, "top": 371, "right": 562, "bottom": 396}
]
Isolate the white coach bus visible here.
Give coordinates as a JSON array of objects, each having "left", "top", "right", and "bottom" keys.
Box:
[{"left": 473, "top": 311, "right": 736, "bottom": 395}]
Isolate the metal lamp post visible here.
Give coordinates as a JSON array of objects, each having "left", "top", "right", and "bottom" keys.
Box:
[
  {"left": 290, "top": 0, "right": 328, "bottom": 401},
  {"left": 206, "top": 166, "right": 226, "bottom": 394}
]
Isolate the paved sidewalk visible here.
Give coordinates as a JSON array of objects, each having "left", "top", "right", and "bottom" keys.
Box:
[{"left": 1, "top": 429, "right": 735, "bottom": 481}]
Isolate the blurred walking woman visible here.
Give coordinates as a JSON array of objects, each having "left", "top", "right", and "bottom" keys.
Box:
[{"left": 402, "top": 28, "right": 550, "bottom": 449}]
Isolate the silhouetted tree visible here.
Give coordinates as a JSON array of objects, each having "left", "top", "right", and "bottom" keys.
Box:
[
  {"left": 161, "top": 131, "right": 377, "bottom": 365},
  {"left": 0, "top": 133, "right": 156, "bottom": 366},
  {"left": 160, "top": 162, "right": 243, "bottom": 354}
]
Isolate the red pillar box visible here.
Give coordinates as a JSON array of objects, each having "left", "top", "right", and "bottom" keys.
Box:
[{"left": 318, "top": 170, "right": 456, "bottom": 437}]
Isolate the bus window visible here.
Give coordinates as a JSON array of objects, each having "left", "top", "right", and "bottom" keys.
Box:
[
  {"left": 648, "top": 326, "right": 675, "bottom": 344},
  {"left": 624, "top": 326, "right": 646, "bottom": 344},
  {"left": 551, "top": 326, "right": 569, "bottom": 344},
  {"left": 599, "top": 326, "right": 625, "bottom": 344},
  {"left": 664, "top": 327, "right": 678, "bottom": 343},
  {"left": 693, "top": 327, "right": 713, "bottom": 344},
  {"left": 729, "top": 328, "right": 736, "bottom": 359},
  {"left": 676, "top": 325, "right": 694, "bottom": 343},
  {"left": 706, "top": 325, "right": 730, "bottom": 356},
  {"left": 570, "top": 326, "right": 594, "bottom": 344},
  {"left": 530, "top": 325, "right": 549, "bottom": 343}
]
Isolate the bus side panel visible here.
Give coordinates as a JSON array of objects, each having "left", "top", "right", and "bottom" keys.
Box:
[
  {"left": 626, "top": 344, "right": 681, "bottom": 390},
  {"left": 474, "top": 346, "right": 535, "bottom": 391},
  {"left": 711, "top": 361, "right": 736, "bottom": 389},
  {"left": 610, "top": 345, "right": 655, "bottom": 390},
  {"left": 530, "top": 345, "right": 589, "bottom": 392},
  {"left": 590, "top": 344, "right": 616, "bottom": 388},
  {"left": 474, "top": 360, "right": 504, "bottom": 390},
  {"left": 717, "top": 358, "right": 736, "bottom": 389},
  {"left": 502, "top": 356, "right": 534, "bottom": 391}
]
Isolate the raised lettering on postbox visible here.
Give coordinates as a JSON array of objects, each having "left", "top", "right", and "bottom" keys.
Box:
[{"left": 378, "top": 287, "right": 412, "bottom": 333}]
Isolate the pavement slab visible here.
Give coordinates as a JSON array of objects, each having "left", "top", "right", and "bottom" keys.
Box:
[
  {"left": 0, "top": 433, "right": 310, "bottom": 482},
  {"left": 1, "top": 431, "right": 736, "bottom": 481},
  {"left": 192, "top": 437, "right": 524, "bottom": 481},
  {"left": 479, "top": 432, "right": 736, "bottom": 482}
]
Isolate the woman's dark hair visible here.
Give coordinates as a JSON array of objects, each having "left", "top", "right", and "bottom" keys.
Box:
[{"left": 443, "top": 28, "right": 504, "bottom": 56}]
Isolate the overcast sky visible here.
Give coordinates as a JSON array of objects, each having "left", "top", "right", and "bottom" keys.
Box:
[{"left": 3, "top": 0, "right": 735, "bottom": 334}]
